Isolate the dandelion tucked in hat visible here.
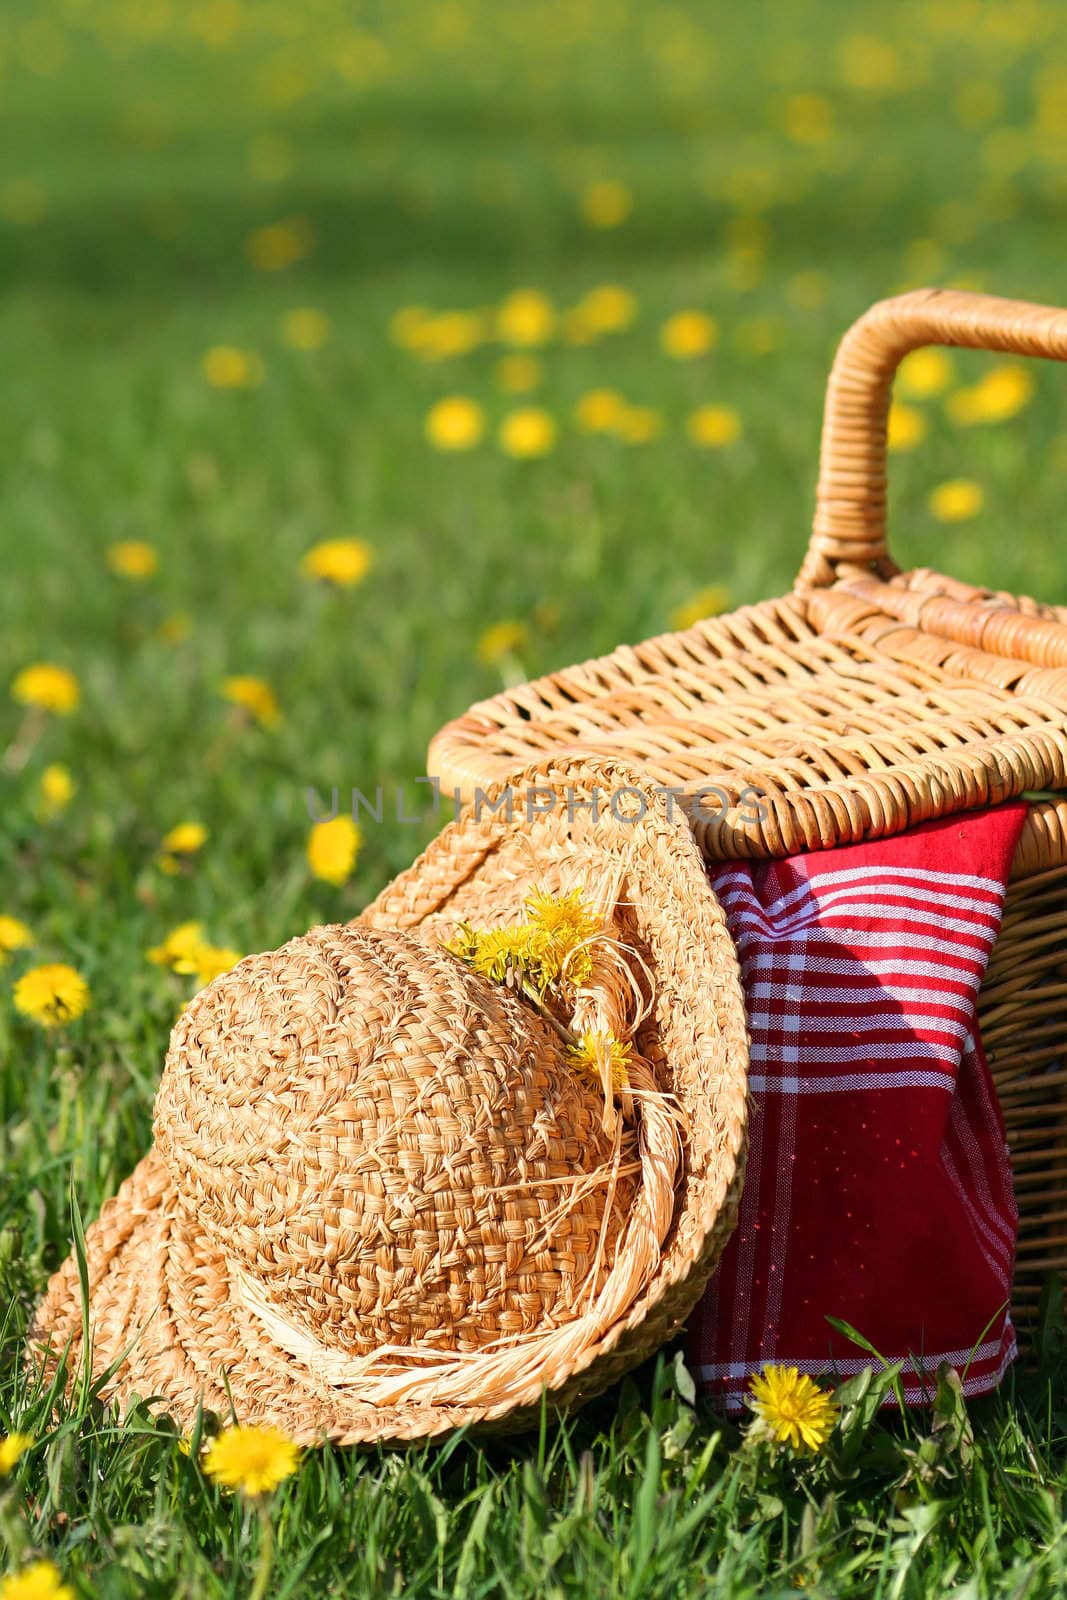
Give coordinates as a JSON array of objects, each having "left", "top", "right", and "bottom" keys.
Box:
[{"left": 33, "top": 759, "right": 748, "bottom": 1444}]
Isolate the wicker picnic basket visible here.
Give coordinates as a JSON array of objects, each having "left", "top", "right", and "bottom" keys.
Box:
[{"left": 429, "top": 288, "right": 1067, "bottom": 1331}]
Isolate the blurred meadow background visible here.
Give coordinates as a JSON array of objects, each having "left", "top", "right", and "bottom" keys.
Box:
[{"left": 4, "top": 0, "right": 1067, "bottom": 1594}]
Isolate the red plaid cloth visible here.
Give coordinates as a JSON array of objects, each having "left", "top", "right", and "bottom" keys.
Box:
[{"left": 689, "top": 803, "right": 1028, "bottom": 1408}]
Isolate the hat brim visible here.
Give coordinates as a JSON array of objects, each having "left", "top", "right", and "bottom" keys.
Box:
[{"left": 33, "top": 758, "right": 749, "bottom": 1444}]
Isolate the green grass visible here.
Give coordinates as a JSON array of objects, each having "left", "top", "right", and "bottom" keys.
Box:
[{"left": 2, "top": 0, "right": 1067, "bottom": 1593}]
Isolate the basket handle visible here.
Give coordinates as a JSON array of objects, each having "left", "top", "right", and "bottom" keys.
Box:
[{"left": 798, "top": 287, "right": 1067, "bottom": 588}]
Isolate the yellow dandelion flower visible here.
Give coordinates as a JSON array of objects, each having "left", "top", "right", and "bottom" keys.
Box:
[
  {"left": 37, "top": 764, "right": 74, "bottom": 820},
  {"left": 13, "top": 964, "right": 90, "bottom": 1029},
  {"left": 946, "top": 364, "right": 1034, "bottom": 426},
  {"left": 749, "top": 1364, "right": 838, "bottom": 1452},
  {"left": 0, "top": 1559, "right": 74, "bottom": 1600},
  {"left": 616, "top": 406, "right": 662, "bottom": 445},
  {"left": 477, "top": 620, "right": 528, "bottom": 665},
  {"left": 174, "top": 944, "right": 242, "bottom": 989},
  {"left": 389, "top": 305, "right": 431, "bottom": 348},
  {"left": 576, "top": 284, "right": 637, "bottom": 334},
  {"left": 307, "top": 815, "right": 361, "bottom": 886},
  {"left": 160, "top": 821, "right": 208, "bottom": 857},
  {"left": 280, "top": 307, "right": 330, "bottom": 351},
  {"left": 498, "top": 408, "right": 557, "bottom": 459},
  {"left": 838, "top": 34, "right": 900, "bottom": 91},
  {"left": 425, "top": 396, "right": 485, "bottom": 452},
  {"left": 147, "top": 921, "right": 206, "bottom": 971},
  {"left": 160, "top": 612, "right": 191, "bottom": 644},
  {"left": 568, "top": 1031, "right": 632, "bottom": 1092},
  {"left": 466, "top": 924, "right": 539, "bottom": 986},
  {"left": 11, "top": 664, "right": 80, "bottom": 716},
  {"left": 0, "top": 1432, "right": 33, "bottom": 1475},
  {"left": 497, "top": 289, "right": 556, "bottom": 347},
  {"left": 575, "top": 389, "right": 626, "bottom": 433},
  {"left": 221, "top": 676, "right": 281, "bottom": 728},
  {"left": 661, "top": 311, "right": 718, "bottom": 360},
  {"left": 107, "top": 539, "right": 158, "bottom": 580},
  {"left": 202, "top": 346, "right": 264, "bottom": 390},
  {"left": 687, "top": 405, "right": 741, "bottom": 448},
  {"left": 671, "top": 585, "right": 731, "bottom": 630},
  {"left": 245, "top": 215, "right": 315, "bottom": 272},
  {"left": 580, "top": 179, "right": 633, "bottom": 229},
  {"left": 202, "top": 1424, "right": 300, "bottom": 1498},
  {"left": 887, "top": 402, "right": 926, "bottom": 452},
  {"left": 415, "top": 311, "right": 486, "bottom": 362},
  {"left": 930, "top": 478, "right": 983, "bottom": 522},
  {"left": 300, "top": 538, "right": 373, "bottom": 588},
  {"left": 524, "top": 886, "right": 599, "bottom": 986},
  {"left": 783, "top": 93, "right": 834, "bottom": 146},
  {"left": 897, "top": 347, "right": 953, "bottom": 398},
  {"left": 0, "top": 916, "right": 33, "bottom": 963},
  {"left": 734, "top": 316, "right": 783, "bottom": 357},
  {"left": 494, "top": 354, "right": 542, "bottom": 394}
]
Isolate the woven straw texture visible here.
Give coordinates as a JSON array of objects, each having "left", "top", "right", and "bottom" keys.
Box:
[
  {"left": 33, "top": 758, "right": 749, "bottom": 1443},
  {"left": 427, "top": 289, "right": 1067, "bottom": 1322}
]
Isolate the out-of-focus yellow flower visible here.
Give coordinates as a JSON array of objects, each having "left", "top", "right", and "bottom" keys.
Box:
[
  {"left": 202, "top": 347, "right": 264, "bottom": 390},
  {"left": 477, "top": 619, "right": 528, "bottom": 665},
  {"left": 785, "top": 271, "right": 830, "bottom": 311},
  {"left": 300, "top": 538, "right": 373, "bottom": 588},
  {"left": 0, "top": 1432, "right": 33, "bottom": 1475},
  {"left": 221, "top": 676, "right": 281, "bottom": 727},
  {"left": 887, "top": 402, "right": 926, "bottom": 452},
  {"left": 897, "top": 348, "right": 953, "bottom": 397},
  {"left": 160, "top": 612, "right": 191, "bottom": 645},
  {"left": 245, "top": 215, "right": 315, "bottom": 272},
  {"left": 0, "top": 179, "right": 48, "bottom": 228},
  {"left": 246, "top": 131, "right": 296, "bottom": 184},
  {"left": 415, "top": 311, "right": 486, "bottom": 361},
  {"left": 575, "top": 284, "right": 637, "bottom": 335},
  {"left": 107, "top": 540, "right": 158, "bottom": 580},
  {"left": 13, "top": 964, "right": 90, "bottom": 1029},
  {"left": 11, "top": 664, "right": 80, "bottom": 715},
  {"left": 616, "top": 405, "right": 662, "bottom": 445},
  {"left": 671, "top": 585, "right": 731, "bottom": 630},
  {"left": 37, "top": 764, "right": 74, "bottom": 820},
  {"left": 389, "top": 305, "right": 431, "bottom": 348},
  {"left": 930, "top": 479, "right": 984, "bottom": 522},
  {"left": 174, "top": 944, "right": 242, "bottom": 989},
  {"left": 202, "top": 1424, "right": 300, "bottom": 1498},
  {"left": 425, "top": 396, "right": 485, "bottom": 451},
  {"left": 783, "top": 93, "right": 834, "bottom": 145},
  {"left": 574, "top": 389, "right": 626, "bottom": 432},
  {"left": 687, "top": 405, "right": 742, "bottom": 448},
  {"left": 0, "top": 916, "right": 33, "bottom": 964},
  {"left": 946, "top": 364, "right": 1034, "bottom": 426},
  {"left": 837, "top": 34, "right": 900, "bottom": 91},
  {"left": 750, "top": 1365, "right": 837, "bottom": 1452},
  {"left": 661, "top": 311, "right": 718, "bottom": 359},
  {"left": 734, "top": 316, "right": 783, "bottom": 356},
  {"left": 497, "top": 290, "right": 556, "bottom": 347},
  {"left": 0, "top": 1558, "right": 74, "bottom": 1600},
  {"left": 498, "top": 408, "right": 557, "bottom": 458},
  {"left": 147, "top": 921, "right": 205, "bottom": 971},
  {"left": 580, "top": 179, "right": 633, "bottom": 229},
  {"left": 161, "top": 821, "right": 208, "bottom": 857},
  {"left": 494, "top": 354, "right": 542, "bottom": 394},
  {"left": 307, "top": 815, "right": 361, "bottom": 886},
  {"left": 280, "top": 307, "right": 330, "bottom": 350}
]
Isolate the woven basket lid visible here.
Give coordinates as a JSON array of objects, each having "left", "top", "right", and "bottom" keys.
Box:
[{"left": 33, "top": 758, "right": 749, "bottom": 1444}]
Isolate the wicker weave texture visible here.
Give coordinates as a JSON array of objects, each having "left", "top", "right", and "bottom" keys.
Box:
[
  {"left": 427, "top": 289, "right": 1067, "bottom": 1320},
  {"left": 33, "top": 760, "right": 750, "bottom": 1443}
]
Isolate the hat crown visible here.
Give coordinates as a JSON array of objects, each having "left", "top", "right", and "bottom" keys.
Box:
[{"left": 154, "top": 923, "right": 633, "bottom": 1357}]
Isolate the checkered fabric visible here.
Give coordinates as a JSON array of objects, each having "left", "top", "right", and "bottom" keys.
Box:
[{"left": 689, "top": 803, "right": 1028, "bottom": 1408}]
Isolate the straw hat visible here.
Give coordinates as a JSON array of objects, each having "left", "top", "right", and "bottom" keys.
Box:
[{"left": 33, "top": 759, "right": 748, "bottom": 1444}]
